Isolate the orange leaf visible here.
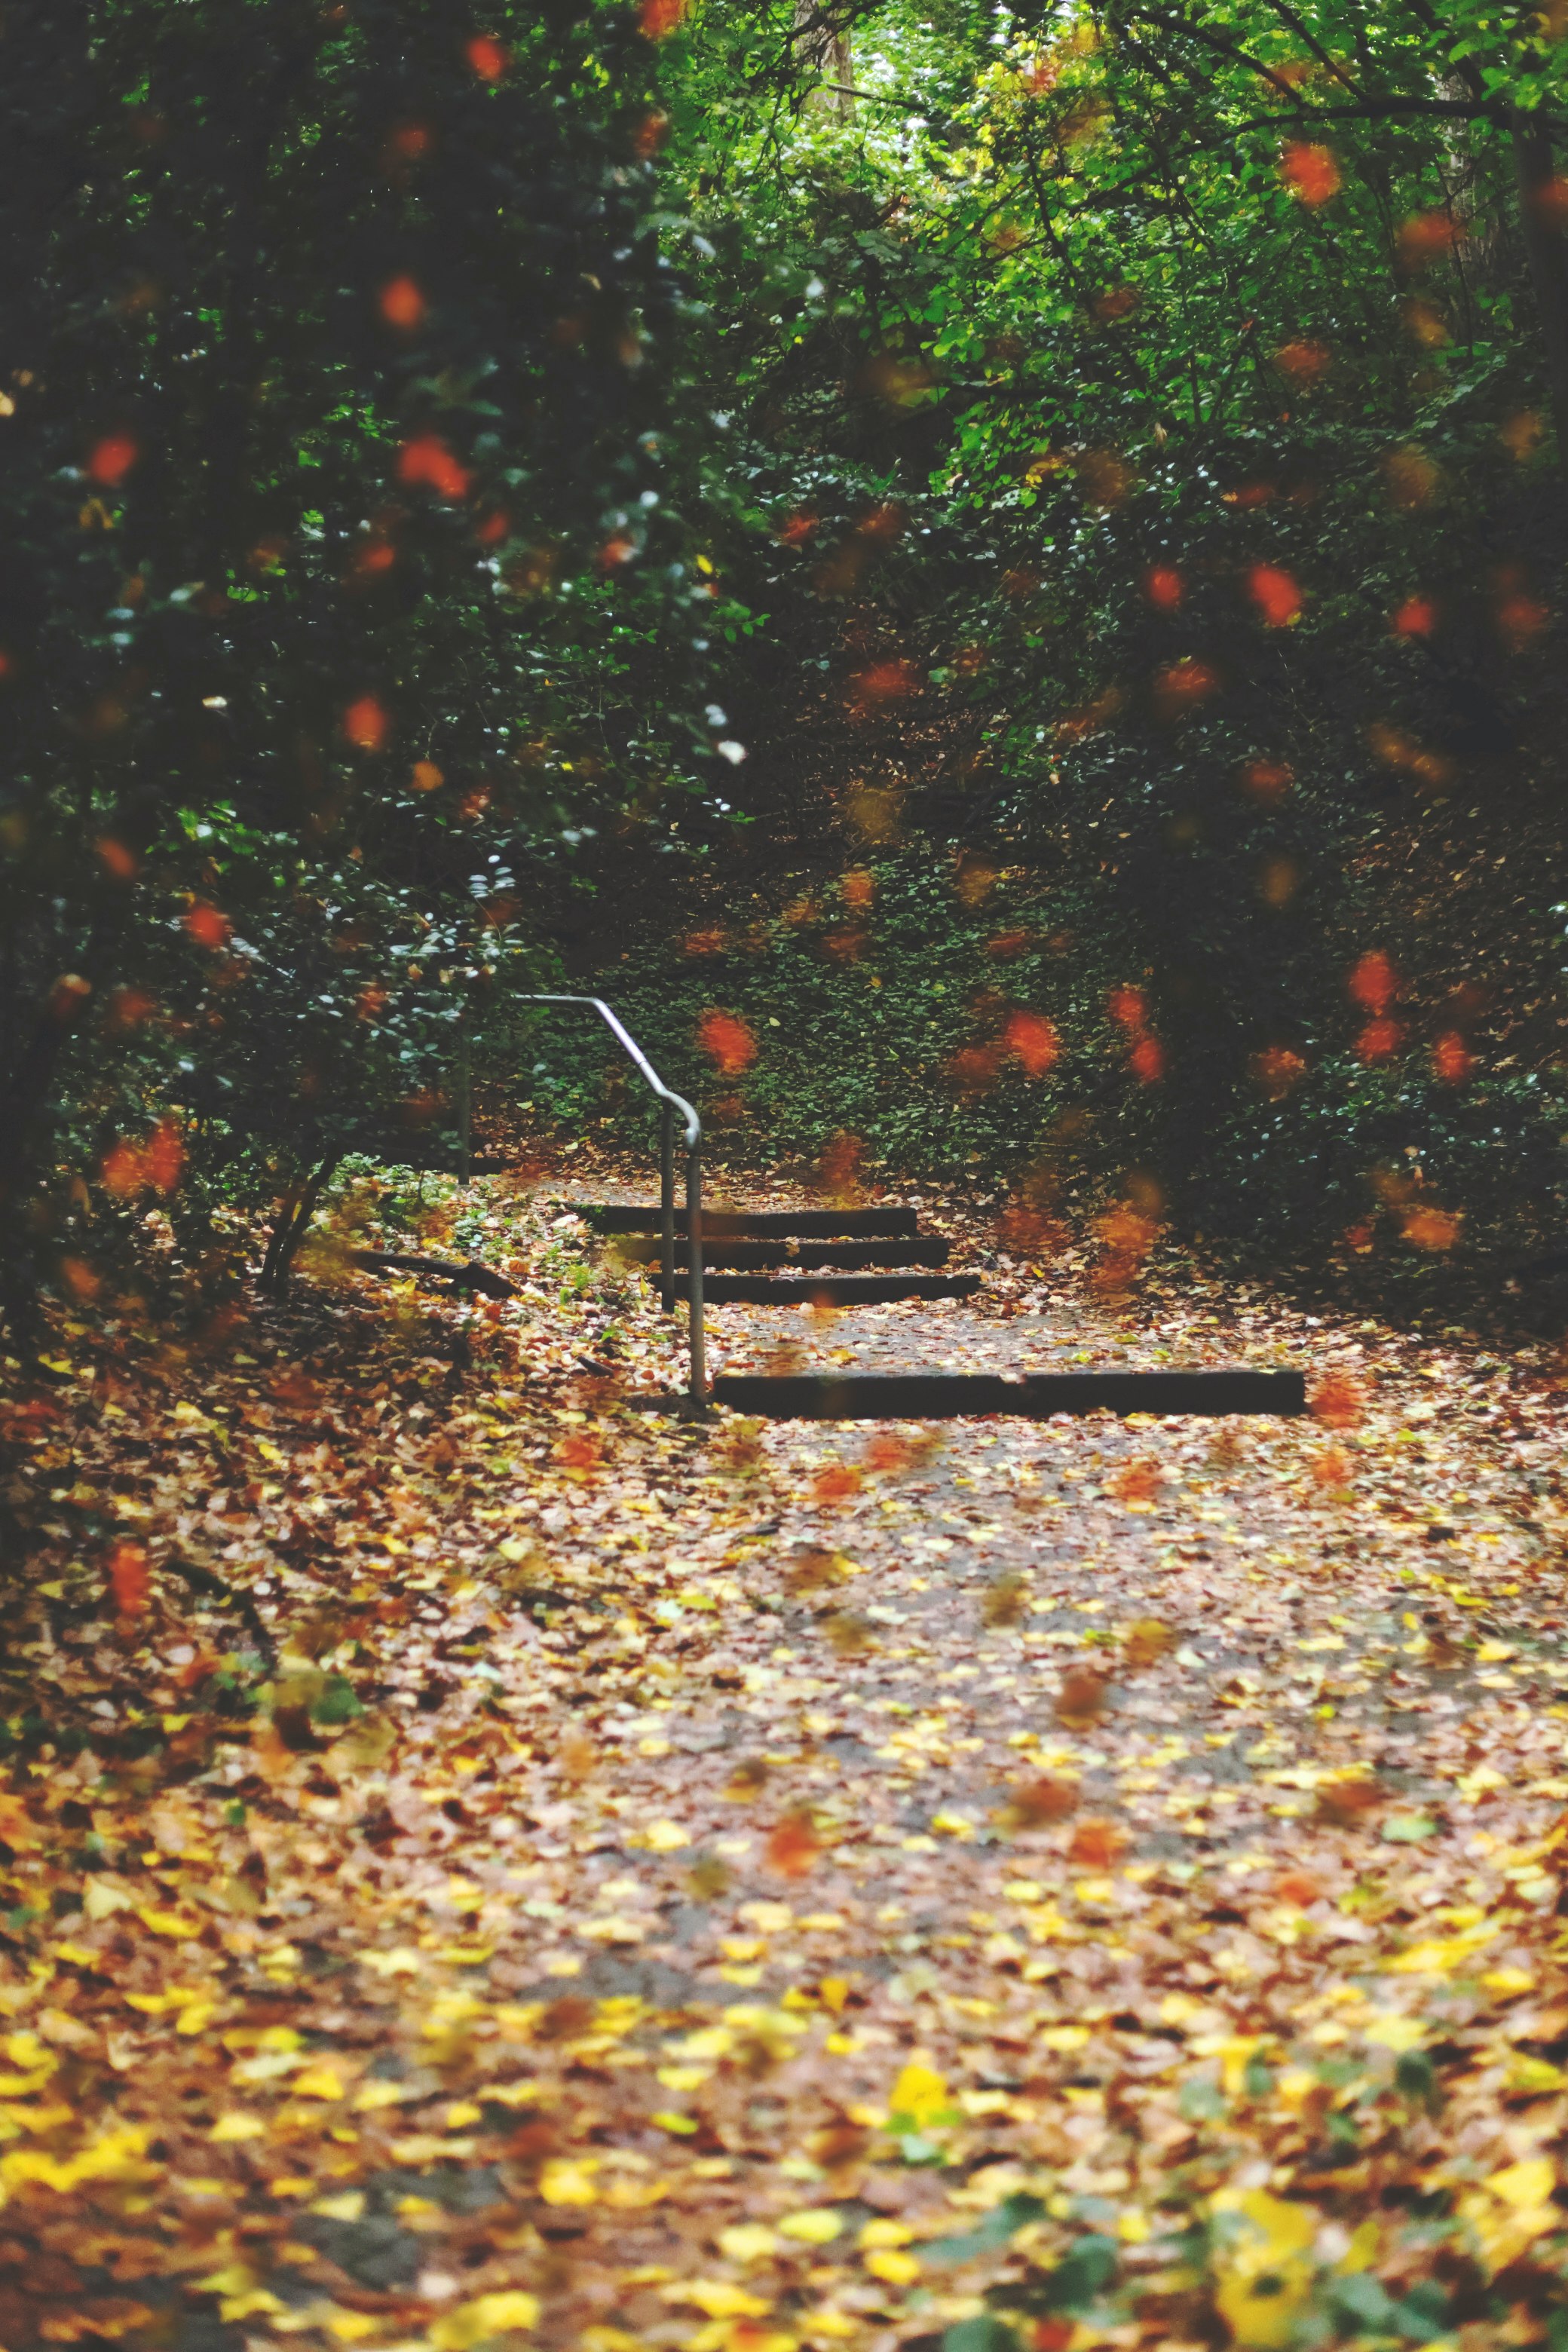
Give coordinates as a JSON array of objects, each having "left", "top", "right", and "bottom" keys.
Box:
[
  {"left": 342, "top": 694, "right": 390, "bottom": 753},
  {"left": 109, "top": 1541, "right": 149, "bottom": 1619},
  {"left": 1281, "top": 142, "right": 1341, "bottom": 205},
  {"left": 1067, "top": 1819, "right": 1127, "bottom": 1869},
  {"left": 765, "top": 1810, "right": 822, "bottom": 1879}
]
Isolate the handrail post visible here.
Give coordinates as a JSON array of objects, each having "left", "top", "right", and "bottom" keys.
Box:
[
  {"left": 660, "top": 1103, "right": 675, "bottom": 1313},
  {"left": 686, "top": 1138, "right": 706, "bottom": 1404},
  {"left": 518, "top": 992, "right": 705, "bottom": 1407}
]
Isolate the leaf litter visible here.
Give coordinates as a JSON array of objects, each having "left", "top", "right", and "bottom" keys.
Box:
[{"left": 2, "top": 1158, "right": 1568, "bottom": 2348}]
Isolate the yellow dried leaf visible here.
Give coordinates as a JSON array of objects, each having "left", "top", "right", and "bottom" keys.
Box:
[
  {"left": 291, "top": 2065, "right": 345, "bottom": 2101},
  {"left": 1384, "top": 1925, "right": 1499, "bottom": 1974},
  {"left": 1363, "top": 2015, "right": 1425, "bottom": 2053},
  {"left": 209, "top": 2112, "right": 268, "bottom": 2142},
  {"left": 538, "top": 2157, "right": 600, "bottom": 2206},
  {"left": 662, "top": 2282, "right": 772, "bottom": 2319},
  {"left": 136, "top": 1906, "right": 201, "bottom": 1939},
  {"left": 779, "top": 2208, "right": 842, "bottom": 2244},
  {"left": 718, "top": 2224, "right": 779, "bottom": 2264},
  {"left": 1489, "top": 2157, "right": 1554, "bottom": 2210},
  {"left": 864, "top": 2249, "right": 920, "bottom": 2285},
  {"left": 642, "top": 1819, "right": 691, "bottom": 1852},
  {"left": 428, "top": 2290, "right": 541, "bottom": 2347},
  {"left": 887, "top": 2061, "right": 949, "bottom": 2130}
]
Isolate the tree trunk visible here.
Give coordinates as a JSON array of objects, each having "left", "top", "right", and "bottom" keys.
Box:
[
  {"left": 1511, "top": 108, "right": 1568, "bottom": 473},
  {"left": 793, "top": 0, "right": 853, "bottom": 116},
  {"left": 259, "top": 1156, "right": 336, "bottom": 1297}
]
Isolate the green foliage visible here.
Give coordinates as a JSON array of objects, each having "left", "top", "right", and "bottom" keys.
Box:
[
  {"left": 0, "top": 0, "right": 723, "bottom": 1331},
  {"left": 557, "top": 0, "right": 1568, "bottom": 1268}
]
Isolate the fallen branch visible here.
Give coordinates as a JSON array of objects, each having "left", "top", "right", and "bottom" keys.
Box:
[{"left": 348, "top": 1249, "right": 516, "bottom": 1300}]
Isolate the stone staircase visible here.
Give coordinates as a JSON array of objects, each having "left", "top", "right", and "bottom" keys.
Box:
[
  {"left": 583, "top": 1203, "right": 978, "bottom": 1307},
  {"left": 577, "top": 1199, "right": 1306, "bottom": 1419}
]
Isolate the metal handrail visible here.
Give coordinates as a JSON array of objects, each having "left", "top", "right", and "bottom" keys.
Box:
[{"left": 520, "top": 994, "right": 706, "bottom": 1403}]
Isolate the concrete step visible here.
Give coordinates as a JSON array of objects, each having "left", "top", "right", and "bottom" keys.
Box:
[
  {"left": 572, "top": 1205, "right": 921, "bottom": 1239},
  {"left": 701, "top": 1273, "right": 982, "bottom": 1306},
  {"left": 616, "top": 1238, "right": 951, "bottom": 1272},
  {"left": 709, "top": 1368, "right": 1306, "bottom": 1416}
]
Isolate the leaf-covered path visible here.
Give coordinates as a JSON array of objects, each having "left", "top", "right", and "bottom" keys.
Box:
[{"left": 3, "top": 1169, "right": 1568, "bottom": 2349}]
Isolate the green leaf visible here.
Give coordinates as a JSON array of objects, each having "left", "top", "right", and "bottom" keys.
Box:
[{"left": 925, "top": 2193, "right": 1047, "bottom": 2262}]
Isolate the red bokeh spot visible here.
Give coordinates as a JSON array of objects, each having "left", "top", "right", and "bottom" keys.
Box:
[
  {"left": 847, "top": 658, "right": 920, "bottom": 712},
  {"left": 1397, "top": 210, "right": 1459, "bottom": 267},
  {"left": 1274, "top": 338, "right": 1331, "bottom": 382},
  {"left": 1144, "top": 565, "right": 1183, "bottom": 611},
  {"left": 474, "top": 508, "right": 511, "bottom": 547},
  {"left": 696, "top": 1008, "right": 758, "bottom": 1076},
  {"left": 1498, "top": 593, "right": 1549, "bottom": 648},
  {"left": 107, "top": 986, "right": 158, "bottom": 1033},
  {"left": 145, "top": 1119, "right": 185, "bottom": 1193},
  {"left": 1067, "top": 1819, "right": 1128, "bottom": 1869},
  {"left": 184, "top": 902, "right": 231, "bottom": 951},
  {"left": 100, "top": 1140, "right": 144, "bottom": 1198},
  {"left": 813, "top": 1463, "right": 863, "bottom": 1505},
  {"left": 1129, "top": 1033, "right": 1165, "bottom": 1083},
  {"left": 343, "top": 694, "right": 390, "bottom": 752},
  {"left": 96, "top": 836, "right": 139, "bottom": 880},
  {"left": 1392, "top": 594, "right": 1438, "bottom": 638},
  {"left": 1003, "top": 1009, "right": 1061, "bottom": 1077},
  {"left": 1532, "top": 176, "right": 1568, "bottom": 229},
  {"left": 1432, "top": 1031, "right": 1474, "bottom": 1083},
  {"left": 1247, "top": 563, "right": 1303, "bottom": 626},
  {"left": 1281, "top": 142, "right": 1341, "bottom": 205},
  {"left": 465, "top": 33, "right": 509, "bottom": 79},
  {"left": 1402, "top": 1204, "right": 1460, "bottom": 1251},
  {"left": 397, "top": 434, "right": 473, "bottom": 500},
  {"left": 948, "top": 1042, "right": 1002, "bottom": 1097},
  {"left": 87, "top": 433, "right": 140, "bottom": 487},
  {"left": 856, "top": 501, "right": 904, "bottom": 543},
  {"left": 1251, "top": 1046, "right": 1307, "bottom": 1098},
  {"left": 386, "top": 121, "right": 432, "bottom": 162},
  {"left": 1108, "top": 985, "right": 1147, "bottom": 1033},
  {"left": 1241, "top": 759, "right": 1293, "bottom": 804},
  {"left": 640, "top": 0, "right": 689, "bottom": 30},
  {"left": 819, "top": 1131, "right": 864, "bottom": 1198},
  {"left": 101, "top": 1118, "right": 184, "bottom": 1199},
  {"left": 631, "top": 108, "right": 672, "bottom": 159},
  {"left": 776, "top": 510, "right": 819, "bottom": 547},
  {"left": 1349, "top": 950, "right": 1396, "bottom": 1012},
  {"left": 108, "top": 1541, "right": 149, "bottom": 1619},
  {"left": 1357, "top": 1017, "right": 1402, "bottom": 1061},
  {"left": 378, "top": 274, "right": 427, "bottom": 329},
  {"left": 555, "top": 1431, "right": 603, "bottom": 1475},
  {"left": 764, "top": 1810, "right": 822, "bottom": 1879},
  {"left": 1311, "top": 1370, "right": 1364, "bottom": 1426},
  {"left": 1153, "top": 658, "right": 1218, "bottom": 716}
]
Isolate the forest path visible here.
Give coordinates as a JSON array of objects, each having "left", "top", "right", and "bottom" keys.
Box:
[{"left": 3, "top": 1174, "right": 1568, "bottom": 2348}]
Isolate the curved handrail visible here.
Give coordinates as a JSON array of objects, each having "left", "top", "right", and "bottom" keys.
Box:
[
  {"left": 520, "top": 995, "right": 700, "bottom": 1150},
  {"left": 520, "top": 994, "right": 706, "bottom": 1403}
]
